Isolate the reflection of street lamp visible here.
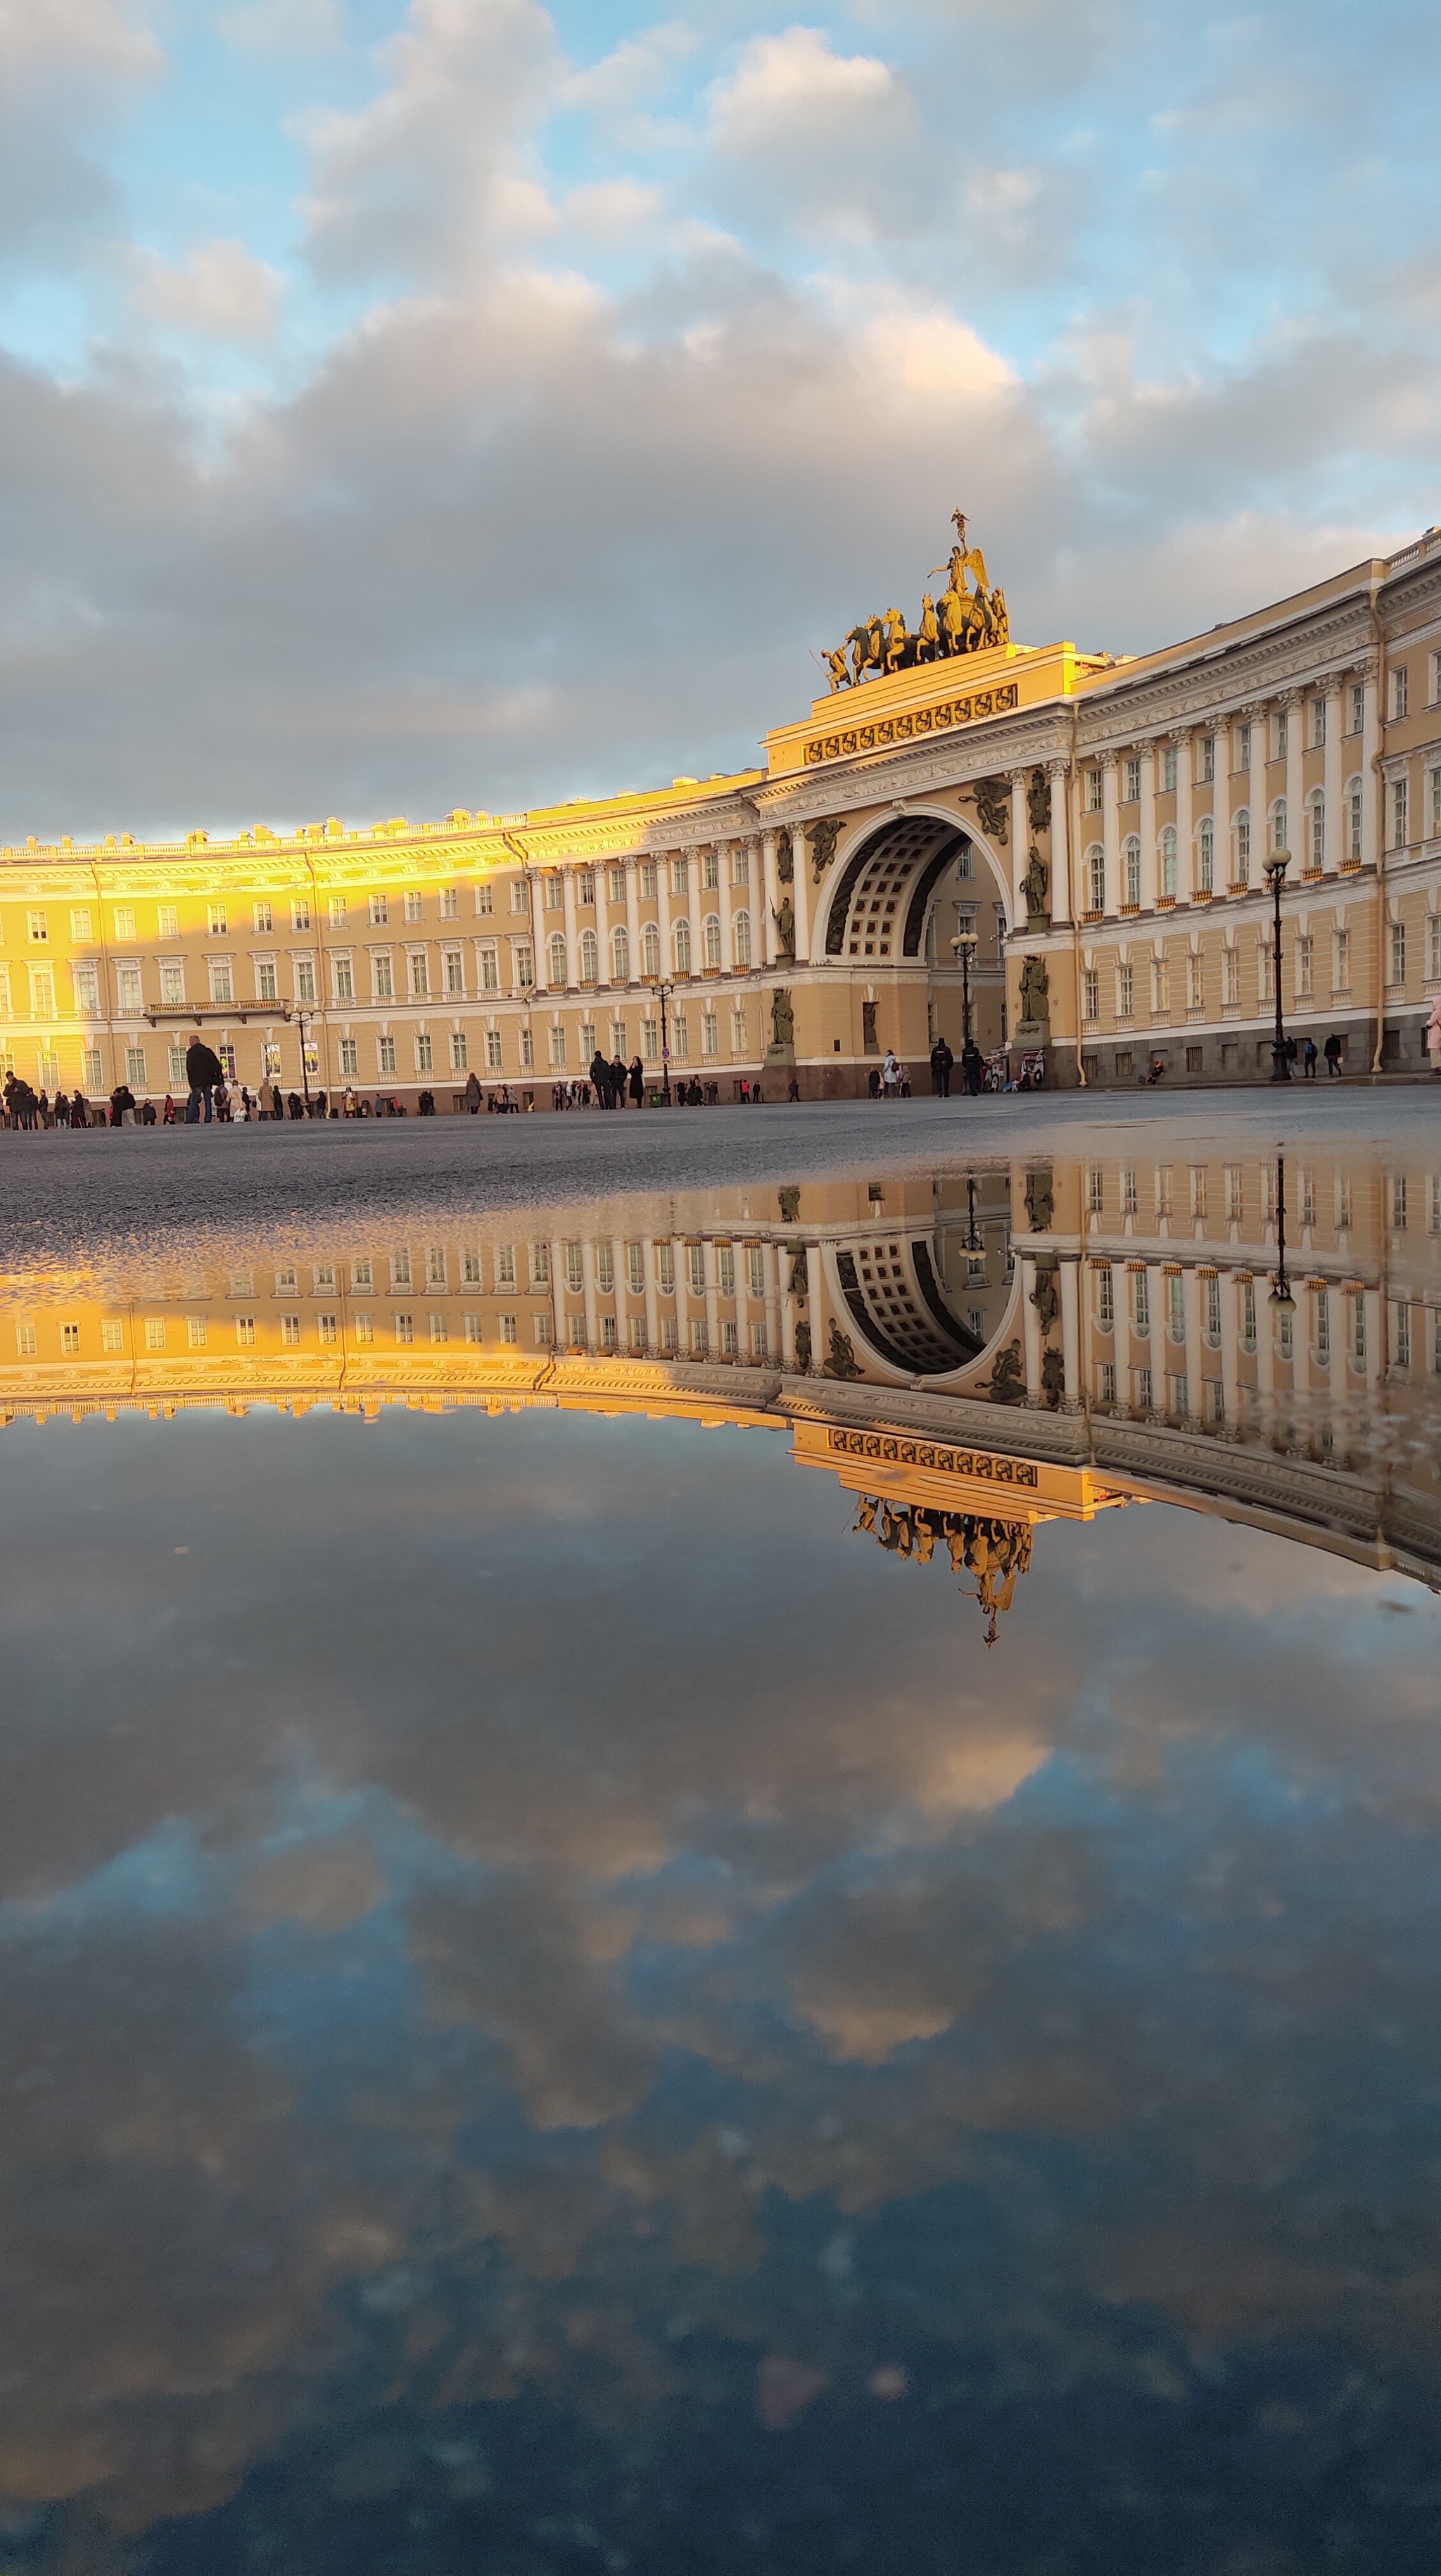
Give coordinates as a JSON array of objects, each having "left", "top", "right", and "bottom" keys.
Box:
[
  {"left": 647, "top": 976, "right": 675, "bottom": 1105},
  {"left": 1265, "top": 851, "right": 1290, "bottom": 1080},
  {"left": 951, "top": 908, "right": 979, "bottom": 1045},
  {"left": 1270, "top": 1151, "right": 1295, "bottom": 1313},
  {"left": 965, "top": 1171, "right": 981, "bottom": 1252}
]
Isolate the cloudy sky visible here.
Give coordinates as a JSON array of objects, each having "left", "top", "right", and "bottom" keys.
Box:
[{"left": 3, "top": 0, "right": 1439, "bottom": 841}]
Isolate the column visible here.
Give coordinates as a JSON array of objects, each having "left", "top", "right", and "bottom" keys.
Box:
[
  {"left": 687, "top": 852, "right": 704, "bottom": 990},
  {"left": 1058, "top": 1256, "right": 1080, "bottom": 1401},
  {"left": 1008, "top": 771, "right": 1029, "bottom": 920},
  {"left": 562, "top": 865, "right": 578, "bottom": 987},
  {"left": 675, "top": 1233, "right": 692, "bottom": 1352},
  {"left": 1138, "top": 745, "right": 1157, "bottom": 911},
  {"left": 763, "top": 1239, "right": 782, "bottom": 1366},
  {"left": 1250, "top": 704, "right": 1269, "bottom": 864},
  {"left": 527, "top": 871, "right": 545, "bottom": 996},
  {"left": 1284, "top": 693, "right": 1304, "bottom": 866},
  {"left": 1047, "top": 760, "right": 1071, "bottom": 927},
  {"left": 625, "top": 859, "right": 641, "bottom": 992},
  {"left": 1221, "top": 1273, "right": 1240, "bottom": 1425},
  {"left": 549, "top": 1233, "right": 565, "bottom": 1348},
  {"left": 1101, "top": 752, "right": 1120, "bottom": 918},
  {"left": 1360, "top": 664, "right": 1379, "bottom": 868},
  {"left": 718, "top": 841, "right": 734, "bottom": 974},
  {"left": 792, "top": 823, "right": 812, "bottom": 964},
  {"left": 1364, "top": 1286, "right": 1382, "bottom": 1391},
  {"left": 1183, "top": 1268, "right": 1202, "bottom": 1420},
  {"left": 1174, "top": 731, "right": 1193, "bottom": 899},
  {"left": 656, "top": 854, "right": 673, "bottom": 986},
  {"left": 1020, "top": 1256, "right": 1043, "bottom": 1399},
  {"left": 609, "top": 1234, "right": 626, "bottom": 1354},
  {"left": 758, "top": 831, "right": 778, "bottom": 971},
  {"left": 1323, "top": 687, "right": 1342, "bottom": 871}
]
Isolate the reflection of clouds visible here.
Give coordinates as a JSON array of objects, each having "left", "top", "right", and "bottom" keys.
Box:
[{"left": 0, "top": 1412, "right": 1440, "bottom": 2547}]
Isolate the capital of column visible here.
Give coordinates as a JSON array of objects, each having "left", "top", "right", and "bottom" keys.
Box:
[
  {"left": 1005, "top": 766, "right": 1029, "bottom": 787},
  {"left": 1046, "top": 757, "right": 1069, "bottom": 783},
  {"left": 1099, "top": 748, "right": 1119, "bottom": 772}
]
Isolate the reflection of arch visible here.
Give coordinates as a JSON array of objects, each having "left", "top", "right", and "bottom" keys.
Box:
[
  {"left": 822, "top": 812, "right": 979, "bottom": 961},
  {"left": 823, "top": 1235, "right": 986, "bottom": 1378}
]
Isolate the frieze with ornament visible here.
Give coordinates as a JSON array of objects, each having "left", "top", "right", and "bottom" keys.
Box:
[
  {"left": 827, "top": 1426, "right": 1039, "bottom": 1487},
  {"left": 805, "top": 683, "right": 1020, "bottom": 767}
]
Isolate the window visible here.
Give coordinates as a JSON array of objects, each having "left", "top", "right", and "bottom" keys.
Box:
[
  {"left": 1086, "top": 1166, "right": 1104, "bottom": 1214},
  {"left": 333, "top": 956, "right": 354, "bottom": 1002},
  {"left": 656, "top": 1242, "right": 675, "bottom": 1293},
  {"left": 83, "top": 1045, "right": 103, "bottom": 1087},
  {"left": 1188, "top": 952, "right": 1205, "bottom": 1008},
  {"left": 67, "top": 906, "right": 92, "bottom": 941},
  {"left": 670, "top": 857, "right": 688, "bottom": 897},
  {"left": 1205, "top": 1275, "right": 1221, "bottom": 1342},
  {"left": 1275, "top": 710, "right": 1288, "bottom": 761},
  {"left": 329, "top": 896, "right": 348, "bottom": 928},
  {"left": 1431, "top": 766, "right": 1441, "bottom": 838},
  {"left": 612, "top": 926, "right": 630, "bottom": 980},
  {"left": 574, "top": 870, "right": 594, "bottom": 907},
  {"left": 1123, "top": 756, "right": 1141, "bottom": 803},
  {"left": 1123, "top": 837, "right": 1141, "bottom": 906},
  {"left": 144, "top": 1317, "right": 166, "bottom": 1352},
  {"left": 496, "top": 1245, "right": 516, "bottom": 1286},
  {"left": 533, "top": 1313, "right": 552, "bottom": 1348},
  {"left": 1084, "top": 771, "right": 1102, "bottom": 812},
  {"left": 295, "top": 957, "right": 316, "bottom": 1003},
  {"left": 27, "top": 962, "right": 56, "bottom": 1016},
  {"left": 1348, "top": 783, "right": 1364, "bottom": 860},
  {"left": 27, "top": 911, "right": 47, "bottom": 942},
  {"left": 732, "top": 847, "right": 750, "bottom": 888},
  {"left": 698, "top": 849, "right": 717, "bottom": 892},
  {"left": 1160, "top": 826, "right": 1178, "bottom": 897},
  {"left": 1391, "top": 1300, "right": 1411, "bottom": 1369},
  {"left": 1133, "top": 1365, "right": 1153, "bottom": 1411},
  {"left": 73, "top": 963, "right": 99, "bottom": 1014},
  {"left": 1156, "top": 1166, "right": 1174, "bottom": 1219},
  {"left": 1307, "top": 793, "right": 1325, "bottom": 868},
  {"left": 394, "top": 1313, "right": 414, "bottom": 1344},
  {"left": 732, "top": 911, "right": 751, "bottom": 968},
  {"left": 1087, "top": 845, "right": 1105, "bottom": 911},
  {"left": 1117, "top": 962, "right": 1134, "bottom": 1018},
  {"left": 543, "top": 874, "right": 563, "bottom": 912},
  {"left": 208, "top": 904, "right": 227, "bottom": 935},
  {"left": 373, "top": 953, "right": 393, "bottom": 999},
  {"left": 671, "top": 1014, "right": 688, "bottom": 1060},
  {"left": 1234, "top": 810, "right": 1250, "bottom": 883},
  {"left": 1236, "top": 721, "right": 1251, "bottom": 772},
  {"left": 474, "top": 883, "right": 493, "bottom": 916},
  {"left": 378, "top": 1035, "right": 397, "bottom": 1074},
  {"left": 1295, "top": 935, "right": 1313, "bottom": 996},
  {"left": 1198, "top": 734, "right": 1214, "bottom": 783},
  {"left": 14, "top": 1320, "right": 37, "bottom": 1356},
  {"left": 1433, "top": 652, "right": 1441, "bottom": 707},
  {"left": 478, "top": 943, "right": 499, "bottom": 992},
  {"left": 416, "top": 1033, "right": 433, "bottom": 1073},
  {"left": 704, "top": 915, "right": 721, "bottom": 969},
  {"left": 548, "top": 1025, "right": 566, "bottom": 1068},
  {"left": 402, "top": 891, "right": 423, "bottom": 925},
  {"left": 113, "top": 907, "right": 134, "bottom": 942},
  {"left": 1333, "top": 926, "right": 1350, "bottom": 990},
  {"left": 478, "top": 1027, "right": 499, "bottom": 1073},
  {"left": 1428, "top": 914, "right": 1441, "bottom": 981},
  {"left": 291, "top": 897, "right": 310, "bottom": 932},
  {"left": 1240, "top": 1280, "right": 1257, "bottom": 1351},
  {"left": 1392, "top": 777, "right": 1409, "bottom": 850},
  {"left": 1271, "top": 799, "right": 1287, "bottom": 854},
  {"left": 1095, "top": 1264, "right": 1115, "bottom": 1328},
  {"left": 262, "top": 1041, "right": 281, "bottom": 1078},
  {"left": 702, "top": 1014, "right": 718, "bottom": 1059},
  {"left": 1390, "top": 921, "right": 1407, "bottom": 985},
  {"left": 450, "top": 1030, "right": 468, "bottom": 1071},
  {"left": 279, "top": 1313, "right": 301, "bottom": 1348},
  {"left": 1391, "top": 666, "right": 1409, "bottom": 721},
  {"left": 509, "top": 879, "right": 528, "bottom": 914},
  {"left": 1082, "top": 968, "right": 1099, "bottom": 1021},
  {"left": 1162, "top": 745, "right": 1178, "bottom": 793},
  {"left": 255, "top": 959, "right": 278, "bottom": 1002},
  {"left": 440, "top": 888, "right": 458, "bottom": 921},
  {"left": 635, "top": 861, "right": 655, "bottom": 901},
  {"left": 514, "top": 942, "right": 533, "bottom": 990},
  {"left": 1131, "top": 1268, "right": 1150, "bottom": 1333},
  {"left": 369, "top": 893, "right": 388, "bottom": 927},
  {"left": 548, "top": 933, "right": 567, "bottom": 985},
  {"left": 641, "top": 924, "right": 660, "bottom": 980},
  {"left": 1350, "top": 683, "right": 1364, "bottom": 735},
  {"left": 410, "top": 952, "right": 429, "bottom": 998},
  {"left": 100, "top": 1316, "right": 124, "bottom": 1353},
  {"left": 674, "top": 919, "right": 692, "bottom": 975},
  {"left": 732, "top": 1006, "right": 748, "bottom": 1054},
  {"left": 579, "top": 929, "right": 598, "bottom": 983},
  {"left": 1351, "top": 1294, "right": 1366, "bottom": 1363},
  {"left": 233, "top": 1315, "right": 256, "bottom": 1347}
]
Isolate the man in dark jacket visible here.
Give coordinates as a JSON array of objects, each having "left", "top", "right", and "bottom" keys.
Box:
[
  {"left": 184, "top": 1035, "right": 223, "bottom": 1123},
  {"left": 929, "top": 1036, "right": 953, "bottom": 1097}
]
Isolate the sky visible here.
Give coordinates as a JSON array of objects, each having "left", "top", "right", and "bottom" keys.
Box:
[{"left": 2, "top": 0, "right": 1440, "bottom": 841}]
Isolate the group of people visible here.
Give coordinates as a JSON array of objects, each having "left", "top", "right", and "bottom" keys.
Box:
[{"left": 927, "top": 1037, "right": 993, "bottom": 1097}]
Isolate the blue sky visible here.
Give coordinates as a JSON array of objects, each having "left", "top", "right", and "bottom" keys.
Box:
[{"left": 1, "top": 0, "right": 1438, "bottom": 838}]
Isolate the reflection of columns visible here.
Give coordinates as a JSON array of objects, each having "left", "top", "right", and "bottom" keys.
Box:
[
  {"left": 624, "top": 860, "right": 640, "bottom": 990},
  {"left": 675, "top": 1232, "right": 691, "bottom": 1350},
  {"left": 549, "top": 1234, "right": 565, "bottom": 1348},
  {"left": 562, "top": 866, "right": 578, "bottom": 987},
  {"left": 1048, "top": 760, "right": 1072, "bottom": 927},
  {"left": 609, "top": 1235, "right": 626, "bottom": 1352},
  {"left": 759, "top": 831, "right": 778, "bottom": 971},
  {"left": 1291, "top": 1291, "right": 1310, "bottom": 1398},
  {"left": 643, "top": 1237, "right": 659, "bottom": 1353},
  {"left": 1020, "top": 1255, "right": 1043, "bottom": 1398},
  {"left": 1221, "top": 1273, "right": 1240, "bottom": 1423},
  {"left": 1364, "top": 1287, "right": 1382, "bottom": 1391},
  {"left": 582, "top": 1239, "right": 598, "bottom": 1350},
  {"left": 1058, "top": 1256, "right": 1080, "bottom": 1401},
  {"left": 1174, "top": 731, "right": 1193, "bottom": 897},
  {"left": 1322, "top": 688, "right": 1341, "bottom": 870},
  {"left": 704, "top": 1239, "right": 719, "bottom": 1358},
  {"left": 780, "top": 1243, "right": 798, "bottom": 1370},
  {"left": 1008, "top": 771, "right": 1029, "bottom": 918},
  {"left": 1359, "top": 665, "right": 1379, "bottom": 868},
  {"left": 1100, "top": 752, "right": 1119, "bottom": 916},
  {"left": 1138, "top": 745, "right": 1157, "bottom": 911},
  {"left": 1255, "top": 1280, "right": 1274, "bottom": 1401},
  {"left": 763, "top": 1239, "right": 782, "bottom": 1365}
]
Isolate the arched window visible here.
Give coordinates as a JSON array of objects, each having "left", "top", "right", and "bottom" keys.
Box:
[
  {"left": 1160, "top": 826, "right": 1178, "bottom": 898},
  {"left": 1233, "top": 808, "right": 1250, "bottom": 885},
  {"left": 1271, "top": 797, "right": 1288, "bottom": 854},
  {"left": 1123, "top": 835, "right": 1141, "bottom": 907},
  {"left": 612, "top": 925, "right": 630, "bottom": 982},
  {"left": 642, "top": 922, "right": 660, "bottom": 979},
  {"left": 674, "top": 918, "right": 692, "bottom": 974},
  {"left": 1086, "top": 844, "right": 1105, "bottom": 913},
  {"left": 703, "top": 914, "right": 721, "bottom": 968},
  {"left": 579, "top": 928, "right": 598, "bottom": 984},
  {"left": 1198, "top": 817, "right": 1214, "bottom": 893},
  {"left": 1307, "top": 789, "right": 1325, "bottom": 869},
  {"left": 548, "top": 933, "right": 567, "bottom": 986}
]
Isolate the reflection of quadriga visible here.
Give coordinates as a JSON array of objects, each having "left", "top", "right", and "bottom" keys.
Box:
[{"left": 853, "top": 1496, "right": 1033, "bottom": 1646}]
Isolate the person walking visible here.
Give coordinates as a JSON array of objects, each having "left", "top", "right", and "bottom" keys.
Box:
[
  {"left": 1426, "top": 995, "right": 1441, "bottom": 1073},
  {"left": 611, "top": 1054, "right": 628, "bottom": 1109},
  {"left": 1323, "top": 1032, "right": 1343, "bottom": 1076},
  {"left": 881, "top": 1049, "right": 901, "bottom": 1099},
  {"left": 1302, "top": 1036, "right": 1319, "bottom": 1080},
  {"left": 929, "top": 1035, "right": 953, "bottom": 1097},
  {"left": 184, "top": 1033, "right": 222, "bottom": 1123}
]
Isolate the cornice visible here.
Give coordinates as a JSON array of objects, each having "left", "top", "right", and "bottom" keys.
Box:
[
  {"left": 1077, "top": 600, "right": 1377, "bottom": 751},
  {"left": 756, "top": 711, "right": 1073, "bottom": 822}
]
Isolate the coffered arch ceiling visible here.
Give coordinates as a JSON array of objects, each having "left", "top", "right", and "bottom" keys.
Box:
[{"left": 821, "top": 812, "right": 1001, "bottom": 964}]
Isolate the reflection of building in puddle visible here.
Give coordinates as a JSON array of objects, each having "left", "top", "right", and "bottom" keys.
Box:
[{"left": 1, "top": 1145, "right": 1437, "bottom": 1594}]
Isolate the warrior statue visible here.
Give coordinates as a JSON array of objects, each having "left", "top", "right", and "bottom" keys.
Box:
[
  {"left": 1019, "top": 954, "right": 1050, "bottom": 1025},
  {"left": 771, "top": 986, "right": 795, "bottom": 1049},
  {"left": 771, "top": 895, "right": 795, "bottom": 959}
]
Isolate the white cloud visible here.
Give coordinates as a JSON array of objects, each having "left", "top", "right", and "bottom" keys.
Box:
[
  {"left": 219, "top": 0, "right": 343, "bottom": 50},
  {"left": 705, "top": 25, "right": 920, "bottom": 241},
  {"left": 134, "top": 237, "right": 284, "bottom": 339},
  {"left": 0, "top": 0, "right": 158, "bottom": 81}
]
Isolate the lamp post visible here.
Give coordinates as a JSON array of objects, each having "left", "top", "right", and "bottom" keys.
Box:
[
  {"left": 993, "top": 900, "right": 1008, "bottom": 1049},
  {"left": 951, "top": 908, "right": 978, "bottom": 1046},
  {"left": 1270, "top": 1151, "right": 1295, "bottom": 1317},
  {"left": 285, "top": 1002, "right": 314, "bottom": 1111},
  {"left": 1264, "top": 851, "right": 1290, "bottom": 1080},
  {"left": 649, "top": 977, "right": 675, "bottom": 1105}
]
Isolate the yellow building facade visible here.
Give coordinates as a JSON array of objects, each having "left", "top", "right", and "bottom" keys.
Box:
[{"left": 4, "top": 522, "right": 1441, "bottom": 1101}]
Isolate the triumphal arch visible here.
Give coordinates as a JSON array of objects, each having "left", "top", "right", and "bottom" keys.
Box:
[{"left": 2, "top": 510, "right": 1440, "bottom": 1104}]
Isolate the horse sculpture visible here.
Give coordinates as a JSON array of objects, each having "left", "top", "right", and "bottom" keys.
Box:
[{"left": 825, "top": 516, "right": 1009, "bottom": 684}]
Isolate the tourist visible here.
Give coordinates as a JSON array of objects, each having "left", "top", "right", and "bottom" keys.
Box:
[
  {"left": 184, "top": 1033, "right": 223, "bottom": 1123},
  {"left": 881, "top": 1049, "right": 901, "bottom": 1098},
  {"left": 611, "top": 1055, "right": 628, "bottom": 1108},
  {"left": 1324, "top": 1033, "right": 1343, "bottom": 1075},
  {"left": 787, "top": 1075, "right": 800, "bottom": 1101},
  {"left": 960, "top": 1038, "right": 984, "bottom": 1095},
  {"left": 1302, "top": 1036, "right": 1319, "bottom": 1079},
  {"left": 464, "top": 1071, "right": 481, "bottom": 1113},
  {"left": 162, "top": 1094, "right": 177, "bottom": 1124},
  {"left": 929, "top": 1035, "right": 953, "bottom": 1097},
  {"left": 628, "top": 1056, "right": 645, "bottom": 1106}
]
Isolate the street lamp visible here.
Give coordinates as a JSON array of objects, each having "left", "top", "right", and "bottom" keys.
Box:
[
  {"left": 951, "top": 907, "right": 979, "bottom": 1047},
  {"left": 993, "top": 900, "right": 1008, "bottom": 1049},
  {"left": 284, "top": 1002, "right": 314, "bottom": 1111},
  {"left": 1264, "top": 851, "right": 1290, "bottom": 1080},
  {"left": 648, "top": 976, "right": 675, "bottom": 1105},
  {"left": 1270, "top": 1151, "right": 1295, "bottom": 1313}
]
